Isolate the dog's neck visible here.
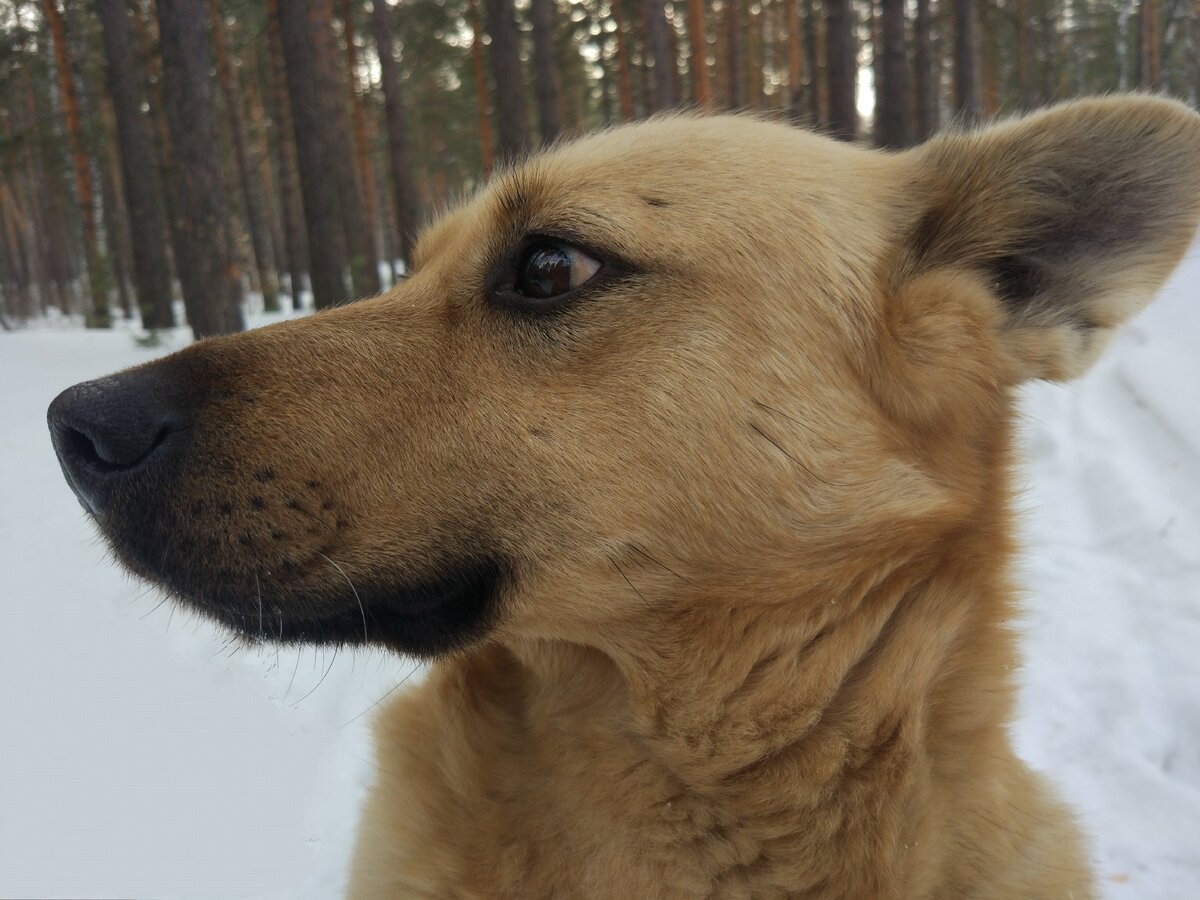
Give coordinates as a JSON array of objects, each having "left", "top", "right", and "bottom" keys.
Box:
[{"left": 495, "top": 528, "right": 1020, "bottom": 889}]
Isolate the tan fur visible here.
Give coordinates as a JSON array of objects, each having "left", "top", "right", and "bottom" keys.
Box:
[{"left": 76, "top": 97, "right": 1200, "bottom": 897}]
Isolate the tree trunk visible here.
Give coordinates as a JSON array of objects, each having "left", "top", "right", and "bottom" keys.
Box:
[
  {"left": 803, "top": 0, "right": 822, "bottom": 123},
  {"left": 786, "top": 0, "right": 805, "bottom": 120},
  {"left": 643, "top": 0, "right": 677, "bottom": 111},
  {"left": 309, "top": 0, "right": 380, "bottom": 298},
  {"left": 876, "top": 0, "right": 912, "bottom": 146},
  {"left": 209, "top": 0, "right": 279, "bottom": 311},
  {"left": 952, "top": 0, "right": 980, "bottom": 121},
  {"left": 1015, "top": 0, "right": 1033, "bottom": 107},
  {"left": 531, "top": 0, "right": 563, "bottom": 142},
  {"left": 913, "top": 0, "right": 936, "bottom": 139},
  {"left": 1039, "top": 0, "right": 1057, "bottom": 102},
  {"left": 96, "top": 0, "right": 175, "bottom": 328},
  {"left": 611, "top": 0, "right": 636, "bottom": 119},
  {"left": 154, "top": 0, "right": 244, "bottom": 337},
  {"left": 371, "top": 0, "right": 422, "bottom": 268},
  {"left": 725, "top": 0, "right": 743, "bottom": 108},
  {"left": 1138, "top": 0, "right": 1161, "bottom": 88},
  {"left": 276, "top": 0, "right": 350, "bottom": 309},
  {"left": 686, "top": 0, "right": 712, "bottom": 106},
  {"left": 42, "top": 0, "right": 108, "bottom": 326},
  {"left": 483, "top": 0, "right": 529, "bottom": 162},
  {"left": 825, "top": 0, "right": 857, "bottom": 139},
  {"left": 265, "top": 0, "right": 309, "bottom": 307},
  {"left": 340, "top": 0, "right": 383, "bottom": 267},
  {"left": 467, "top": 0, "right": 496, "bottom": 175}
]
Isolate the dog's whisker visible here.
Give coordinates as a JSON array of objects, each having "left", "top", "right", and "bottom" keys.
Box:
[
  {"left": 611, "top": 557, "right": 659, "bottom": 620},
  {"left": 319, "top": 552, "right": 369, "bottom": 644},
  {"left": 338, "top": 665, "right": 421, "bottom": 730},
  {"left": 628, "top": 542, "right": 695, "bottom": 586},
  {"left": 282, "top": 637, "right": 301, "bottom": 704},
  {"left": 290, "top": 645, "right": 339, "bottom": 708},
  {"left": 747, "top": 421, "right": 851, "bottom": 489}
]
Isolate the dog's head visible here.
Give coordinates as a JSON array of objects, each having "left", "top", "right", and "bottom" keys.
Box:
[{"left": 50, "top": 97, "right": 1200, "bottom": 657}]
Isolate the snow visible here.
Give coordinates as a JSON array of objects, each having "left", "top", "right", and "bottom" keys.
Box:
[{"left": 2, "top": 246, "right": 1198, "bottom": 898}]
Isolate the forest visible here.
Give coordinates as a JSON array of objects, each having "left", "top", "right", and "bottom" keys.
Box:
[{"left": 0, "top": 0, "right": 1196, "bottom": 336}]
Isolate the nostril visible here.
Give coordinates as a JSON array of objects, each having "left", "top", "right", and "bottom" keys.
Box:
[{"left": 59, "top": 422, "right": 172, "bottom": 472}]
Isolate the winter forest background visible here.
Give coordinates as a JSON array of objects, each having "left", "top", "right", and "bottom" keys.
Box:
[{"left": 0, "top": 0, "right": 1197, "bottom": 331}]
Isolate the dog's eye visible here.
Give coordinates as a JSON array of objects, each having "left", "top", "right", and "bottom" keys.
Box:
[{"left": 514, "top": 241, "right": 601, "bottom": 301}]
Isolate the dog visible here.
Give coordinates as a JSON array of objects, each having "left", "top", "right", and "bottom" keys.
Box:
[{"left": 50, "top": 95, "right": 1200, "bottom": 898}]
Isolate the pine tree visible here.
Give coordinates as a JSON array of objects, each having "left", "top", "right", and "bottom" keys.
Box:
[
  {"left": 484, "top": 0, "right": 529, "bottom": 161},
  {"left": 155, "top": 0, "right": 244, "bottom": 336}
]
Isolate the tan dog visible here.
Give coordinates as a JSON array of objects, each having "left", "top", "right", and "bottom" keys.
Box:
[{"left": 50, "top": 96, "right": 1200, "bottom": 898}]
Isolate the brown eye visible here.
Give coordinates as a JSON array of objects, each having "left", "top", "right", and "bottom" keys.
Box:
[{"left": 514, "top": 241, "right": 601, "bottom": 300}]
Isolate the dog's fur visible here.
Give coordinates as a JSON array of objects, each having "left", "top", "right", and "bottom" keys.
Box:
[{"left": 56, "top": 97, "right": 1200, "bottom": 898}]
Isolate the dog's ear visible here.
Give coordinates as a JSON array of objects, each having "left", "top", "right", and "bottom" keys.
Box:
[{"left": 903, "top": 95, "right": 1200, "bottom": 382}]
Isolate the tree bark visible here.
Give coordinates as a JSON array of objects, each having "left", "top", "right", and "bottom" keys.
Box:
[
  {"left": 725, "top": 0, "right": 743, "bottom": 108},
  {"left": 876, "top": 0, "right": 912, "bottom": 146},
  {"left": 686, "top": 0, "right": 712, "bottom": 106},
  {"left": 643, "top": 0, "right": 677, "bottom": 111},
  {"left": 96, "top": 0, "right": 175, "bottom": 328},
  {"left": 531, "top": 0, "right": 563, "bottom": 141},
  {"left": 276, "top": 0, "right": 349, "bottom": 309},
  {"left": 952, "top": 0, "right": 981, "bottom": 121},
  {"left": 42, "top": 0, "right": 108, "bottom": 326},
  {"left": 803, "top": 0, "right": 822, "bottom": 123},
  {"left": 913, "top": 0, "right": 936, "bottom": 139},
  {"left": 483, "top": 0, "right": 529, "bottom": 162},
  {"left": 309, "top": 0, "right": 380, "bottom": 298},
  {"left": 154, "top": 0, "right": 244, "bottom": 337},
  {"left": 825, "top": 0, "right": 857, "bottom": 139},
  {"left": 467, "top": 0, "right": 496, "bottom": 175},
  {"left": 611, "top": 0, "right": 635, "bottom": 119},
  {"left": 1138, "top": 0, "right": 1161, "bottom": 88},
  {"left": 786, "top": 0, "right": 805, "bottom": 120},
  {"left": 340, "top": 0, "right": 383, "bottom": 267},
  {"left": 265, "top": 0, "right": 309, "bottom": 307},
  {"left": 1015, "top": 0, "right": 1033, "bottom": 108},
  {"left": 209, "top": 0, "right": 279, "bottom": 311},
  {"left": 371, "top": 0, "right": 422, "bottom": 268}
]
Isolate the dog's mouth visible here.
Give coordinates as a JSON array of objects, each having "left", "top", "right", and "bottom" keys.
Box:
[{"left": 200, "top": 557, "right": 508, "bottom": 656}]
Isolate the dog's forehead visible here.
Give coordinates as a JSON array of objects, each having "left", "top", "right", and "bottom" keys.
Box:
[{"left": 411, "top": 115, "right": 901, "bottom": 271}]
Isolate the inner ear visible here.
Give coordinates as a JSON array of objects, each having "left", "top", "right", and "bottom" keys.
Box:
[{"left": 903, "top": 96, "right": 1200, "bottom": 382}]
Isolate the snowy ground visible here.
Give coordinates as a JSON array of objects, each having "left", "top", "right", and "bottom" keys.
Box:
[{"left": 1, "top": 247, "right": 1197, "bottom": 899}]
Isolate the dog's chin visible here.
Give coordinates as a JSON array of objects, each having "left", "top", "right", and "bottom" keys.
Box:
[{"left": 142, "top": 552, "right": 507, "bottom": 658}]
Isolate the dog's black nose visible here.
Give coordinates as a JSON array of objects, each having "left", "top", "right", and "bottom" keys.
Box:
[{"left": 48, "top": 371, "right": 187, "bottom": 514}]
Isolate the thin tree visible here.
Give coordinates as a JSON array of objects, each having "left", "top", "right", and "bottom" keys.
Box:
[
  {"left": 483, "top": 0, "right": 529, "bottom": 162},
  {"left": 876, "top": 0, "right": 912, "bottom": 146},
  {"left": 96, "top": 0, "right": 174, "bottom": 328},
  {"left": 686, "top": 0, "right": 712, "bottom": 106},
  {"left": 1015, "top": 0, "right": 1033, "bottom": 108},
  {"left": 276, "top": 0, "right": 349, "bottom": 309},
  {"left": 952, "top": 0, "right": 980, "bottom": 120},
  {"left": 42, "top": 0, "right": 108, "bottom": 326},
  {"left": 803, "top": 0, "right": 822, "bottom": 123},
  {"left": 265, "top": 0, "right": 309, "bottom": 307},
  {"left": 1137, "top": 0, "right": 1161, "bottom": 88},
  {"left": 339, "top": 0, "right": 383, "bottom": 266},
  {"left": 825, "top": 0, "right": 857, "bottom": 139},
  {"left": 371, "top": 0, "right": 422, "bottom": 268},
  {"left": 611, "top": 0, "right": 635, "bottom": 120},
  {"left": 725, "top": 0, "right": 743, "bottom": 108},
  {"left": 786, "top": 0, "right": 804, "bottom": 120},
  {"left": 209, "top": 0, "right": 279, "bottom": 311},
  {"left": 642, "top": 0, "right": 677, "bottom": 111},
  {"left": 309, "top": 0, "right": 379, "bottom": 299},
  {"left": 155, "top": 0, "right": 244, "bottom": 336},
  {"left": 912, "top": 0, "right": 937, "bottom": 139},
  {"left": 466, "top": 0, "right": 496, "bottom": 175},
  {"left": 531, "top": 0, "right": 563, "bottom": 142}
]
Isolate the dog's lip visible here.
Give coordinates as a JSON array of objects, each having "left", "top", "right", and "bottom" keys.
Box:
[{"left": 210, "top": 555, "right": 506, "bottom": 652}]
